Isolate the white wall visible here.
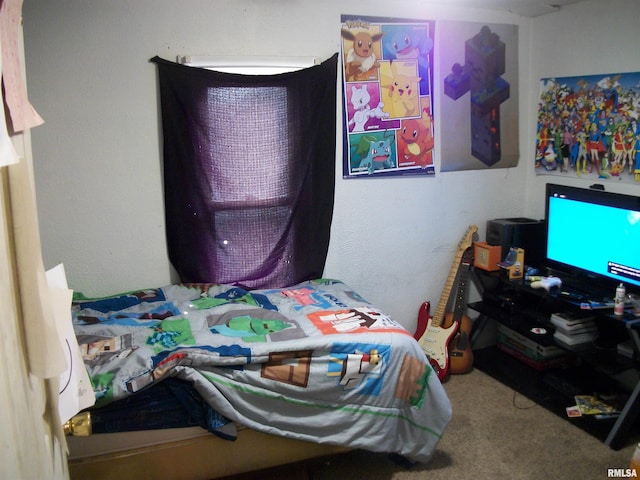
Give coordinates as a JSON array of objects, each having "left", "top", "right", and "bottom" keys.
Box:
[
  {"left": 23, "top": 0, "right": 628, "bottom": 333},
  {"left": 524, "top": 0, "right": 640, "bottom": 218}
]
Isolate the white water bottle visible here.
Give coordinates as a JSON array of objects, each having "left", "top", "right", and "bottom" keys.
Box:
[{"left": 614, "top": 283, "right": 626, "bottom": 316}]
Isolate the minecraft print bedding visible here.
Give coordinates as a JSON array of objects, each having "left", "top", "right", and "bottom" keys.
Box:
[{"left": 72, "top": 278, "right": 452, "bottom": 462}]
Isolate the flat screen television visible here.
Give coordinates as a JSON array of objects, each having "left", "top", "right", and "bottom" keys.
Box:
[{"left": 544, "top": 183, "right": 640, "bottom": 294}]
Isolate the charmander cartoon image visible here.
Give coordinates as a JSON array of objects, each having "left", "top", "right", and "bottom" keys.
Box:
[{"left": 397, "top": 98, "right": 434, "bottom": 169}]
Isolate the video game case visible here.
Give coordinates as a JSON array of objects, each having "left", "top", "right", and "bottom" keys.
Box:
[
  {"left": 552, "top": 320, "right": 597, "bottom": 334},
  {"left": 554, "top": 324, "right": 598, "bottom": 336},
  {"left": 550, "top": 311, "right": 596, "bottom": 331},
  {"left": 551, "top": 310, "right": 596, "bottom": 322},
  {"left": 553, "top": 330, "right": 598, "bottom": 346}
]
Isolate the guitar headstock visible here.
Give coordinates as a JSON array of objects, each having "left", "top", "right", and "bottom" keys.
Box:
[
  {"left": 459, "top": 225, "right": 478, "bottom": 252},
  {"left": 458, "top": 225, "right": 478, "bottom": 267}
]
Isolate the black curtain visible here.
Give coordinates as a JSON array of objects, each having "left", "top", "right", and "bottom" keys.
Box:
[{"left": 151, "top": 54, "right": 337, "bottom": 289}]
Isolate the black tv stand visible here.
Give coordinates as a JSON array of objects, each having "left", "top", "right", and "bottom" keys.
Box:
[
  {"left": 540, "top": 266, "right": 628, "bottom": 305},
  {"left": 469, "top": 268, "right": 640, "bottom": 450}
]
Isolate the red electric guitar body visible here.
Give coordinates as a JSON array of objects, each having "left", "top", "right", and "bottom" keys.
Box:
[{"left": 414, "top": 225, "right": 477, "bottom": 381}]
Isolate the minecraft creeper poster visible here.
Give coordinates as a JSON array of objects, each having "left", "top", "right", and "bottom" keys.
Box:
[{"left": 439, "top": 22, "right": 519, "bottom": 172}]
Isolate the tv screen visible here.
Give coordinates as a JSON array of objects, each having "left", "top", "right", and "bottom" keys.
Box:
[{"left": 545, "top": 183, "right": 640, "bottom": 292}]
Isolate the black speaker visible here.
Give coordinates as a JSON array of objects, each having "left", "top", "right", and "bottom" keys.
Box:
[{"left": 486, "top": 217, "right": 545, "bottom": 267}]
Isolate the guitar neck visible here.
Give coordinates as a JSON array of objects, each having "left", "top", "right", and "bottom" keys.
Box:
[
  {"left": 431, "top": 250, "right": 465, "bottom": 327},
  {"left": 430, "top": 226, "right": 477, "bottom": 328},
  {"left": 451, "top": 259, "right": 471, "bottom": 323}
]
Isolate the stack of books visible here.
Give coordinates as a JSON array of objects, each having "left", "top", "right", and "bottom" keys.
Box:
[{"left": 551, "top": 311, "right": 598, "bottom": 349}]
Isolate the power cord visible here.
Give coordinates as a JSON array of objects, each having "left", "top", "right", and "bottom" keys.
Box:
[{"left": 512, "top": 390, "right": 538, "bottom": 410}]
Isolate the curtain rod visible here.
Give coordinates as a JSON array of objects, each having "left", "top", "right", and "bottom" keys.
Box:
[{"left": 177, "top": 55, "right": 317, "bottom": 73}]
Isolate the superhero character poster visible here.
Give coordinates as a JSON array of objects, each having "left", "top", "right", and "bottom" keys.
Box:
[{"left": 536, "top": 71, "right": 640, "bottom": 184}]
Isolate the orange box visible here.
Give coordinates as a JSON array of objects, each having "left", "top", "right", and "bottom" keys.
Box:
[{"left": 473, "top": 242, "right": 501, "bottom": 271}]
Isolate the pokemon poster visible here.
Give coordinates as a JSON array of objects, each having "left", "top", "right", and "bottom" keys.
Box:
[
  {"left": 341, "top": 15, "right": 436, "bottom": 178},
  {"left": 536, "top": 71, "right": 640, "bottom": 185}
]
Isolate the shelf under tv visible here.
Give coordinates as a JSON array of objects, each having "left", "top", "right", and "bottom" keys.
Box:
[
  {"left": 469, "top": 268, "right": 640, "bottom": 450},
  {"left": 473, "top": 346, "right": 640, "bottom": 448}
]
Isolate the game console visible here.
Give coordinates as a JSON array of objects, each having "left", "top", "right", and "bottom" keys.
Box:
[{"left": 530, "top": 276, "right": 562, "bottom": 291}]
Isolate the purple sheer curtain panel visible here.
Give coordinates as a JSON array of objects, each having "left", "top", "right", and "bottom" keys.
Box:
[{"left": 151, "top": 54, "right": 337, "bottom": 288}]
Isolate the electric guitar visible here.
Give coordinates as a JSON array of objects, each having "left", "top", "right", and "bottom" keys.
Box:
[
  {"left": 448, "top": 247, "right": 475, "bottom": 375},
  {"left": 415, "top": 225, "right": 478, "bottom": 381}
]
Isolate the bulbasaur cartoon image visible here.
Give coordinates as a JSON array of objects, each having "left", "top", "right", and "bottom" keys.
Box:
[{"left": 359, "top": 138, "right": 395, "bottom": 174}]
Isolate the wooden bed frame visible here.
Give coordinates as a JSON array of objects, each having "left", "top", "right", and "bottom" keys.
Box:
[{"left": 67, "top": 427, "right": 349, "bottom": 479}]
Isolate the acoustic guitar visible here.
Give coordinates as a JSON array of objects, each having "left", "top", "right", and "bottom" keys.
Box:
[
  {"left": 448, "top": 246, "right": 475, "bottom": 375},
  {"left": 414, "top": 225, "right": 477, "bottom": 381}
]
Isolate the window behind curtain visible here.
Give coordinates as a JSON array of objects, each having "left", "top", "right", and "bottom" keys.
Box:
[{"left": 151, "top": 54, "right": 338, "bottom": 289}]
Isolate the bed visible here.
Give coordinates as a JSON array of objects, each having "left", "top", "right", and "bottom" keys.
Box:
[{"left": 66, "top": 278, "right": 452, "bottom": 479}]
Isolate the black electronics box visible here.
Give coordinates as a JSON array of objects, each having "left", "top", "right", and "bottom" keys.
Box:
[{"left": 486, "top": 217, "right": 545, "bottom": 267}]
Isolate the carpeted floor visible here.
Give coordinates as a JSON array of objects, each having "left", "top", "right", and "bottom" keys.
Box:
[{"left": 226, "top": 368, "right": 638, "bottom": 480}]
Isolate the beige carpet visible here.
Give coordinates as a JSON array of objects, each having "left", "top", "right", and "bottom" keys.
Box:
[{"left": 229, "top": 369, "right": 638, "bottom": 480}]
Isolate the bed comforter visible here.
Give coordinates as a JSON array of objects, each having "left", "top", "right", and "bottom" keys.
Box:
[{"left": 72, "top": 278, "right": 452, "bottom": 462}]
